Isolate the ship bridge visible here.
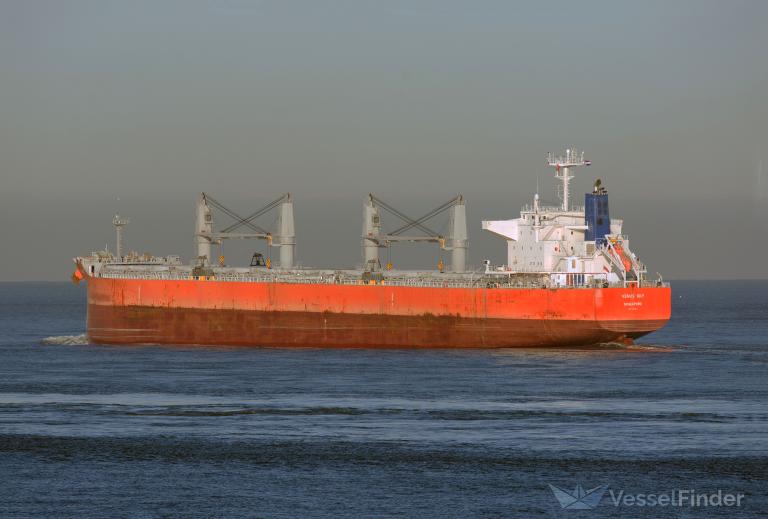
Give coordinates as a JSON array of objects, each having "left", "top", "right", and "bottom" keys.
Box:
[{"left": 482, "top": 148, "right": 646, "bottom": 287}]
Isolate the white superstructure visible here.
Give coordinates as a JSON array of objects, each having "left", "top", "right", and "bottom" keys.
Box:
[{"left": 482, "top": 148, "right": 648, "bottom": 287}]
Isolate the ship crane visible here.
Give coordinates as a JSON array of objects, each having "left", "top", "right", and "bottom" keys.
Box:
[
  {"left": 196, "top": 192, "right": 295, "bottom": 268},
  {"left": 362, "top": 194, "right": 467, "bottom": 272}
]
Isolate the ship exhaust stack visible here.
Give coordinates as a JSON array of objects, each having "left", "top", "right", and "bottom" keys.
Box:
[
  {"left": 277, "top": 194, "right": 295, "bottom": 269},
  {"left": 448, "top": 196, "right": 467, "bottom": 272},
  {"left": 585, "top": 179, "right": 610, "bottom": 246},
  {"left": 362, "top": 194, "right": 382, "bottom": 271},
  {"left": 112, "top": 214, "right": 130, "bottom": 260},
  {"left": 196, "top": 193, "right": 213, "bottom": 265}
]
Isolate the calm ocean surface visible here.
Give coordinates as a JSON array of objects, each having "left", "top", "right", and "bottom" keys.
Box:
[{"left": 0, "top": 281, "right": 766, "bottom": 518}]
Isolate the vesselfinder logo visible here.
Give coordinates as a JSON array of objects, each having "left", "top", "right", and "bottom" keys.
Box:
[{"left": 548, "top": 483, "right": 746, "bottom": 510}]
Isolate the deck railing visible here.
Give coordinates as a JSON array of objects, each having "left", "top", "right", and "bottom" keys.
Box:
[{"left": 97, "top": 268, "right": 667, "bottom": 289}]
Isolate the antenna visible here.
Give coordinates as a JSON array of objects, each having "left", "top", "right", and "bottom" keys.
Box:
[
  {"left": 546, "top": 147, "right": 591, "bottom": 211},
  {"left": 113, "top": 213, "right": 130, "bottom": 259}
]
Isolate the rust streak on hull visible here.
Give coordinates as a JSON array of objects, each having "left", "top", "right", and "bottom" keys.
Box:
[{"left": 87, "top": 304, "right": 665, "bottom": 348}]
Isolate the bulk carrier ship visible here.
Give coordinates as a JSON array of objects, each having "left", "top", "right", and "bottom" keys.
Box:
[{"left": 73, "top": 149, "right": 671, "bottom": 348}]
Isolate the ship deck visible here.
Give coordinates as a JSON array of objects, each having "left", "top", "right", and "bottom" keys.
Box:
[{"left": 92, "top": 263, "right": 667, "bottom": 290}]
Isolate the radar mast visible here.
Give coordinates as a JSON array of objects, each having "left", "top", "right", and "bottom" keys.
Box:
[{"left": 546, "top": 148, "right": 590, "bottom": 212}]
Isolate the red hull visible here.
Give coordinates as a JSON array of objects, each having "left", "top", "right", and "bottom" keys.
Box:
[{"left": 84, "top": 276, "right": 671, "bottom": 348}]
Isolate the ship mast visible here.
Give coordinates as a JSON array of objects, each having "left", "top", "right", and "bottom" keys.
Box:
[
  {"left": 546, "top": 148, "right": 590, "bottom": 212},
  {"left": 112, "top": 213, "right": 130, "bottom": 260}
]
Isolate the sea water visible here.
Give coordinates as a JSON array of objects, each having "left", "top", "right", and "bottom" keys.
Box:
[{"left": 0, "top": 281, "right": 766, "bottom": 517}]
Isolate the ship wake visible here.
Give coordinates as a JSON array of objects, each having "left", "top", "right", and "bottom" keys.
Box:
[
  {"left": 592, "top": 342, "right": 674, "bottom": 352},
  {"left": 40, "top": 334, "right": 89, "bottom": 346}
]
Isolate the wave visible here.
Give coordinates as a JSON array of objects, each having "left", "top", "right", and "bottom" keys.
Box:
[
  {"left": 592, "top": 342, "right": 676, "bottom": 352},
  {"left": 40, "top": 334, "right": 89, "bottom": 346},
  {"left": 424, "top": 409, "right": 736, "bottom": 423},
  {"left": 125, "top": 406, "right": 375, "bottom": 417},
  {"left": 35, "top": 404, "right": 745, "bottom": 423},
  {"left": 2, "top": 434, "right": 768, "bottom": 471}
]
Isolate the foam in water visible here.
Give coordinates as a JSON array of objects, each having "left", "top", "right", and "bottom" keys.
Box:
[{"left": 40, "top": 334, "right": 89, "bottom": 346}]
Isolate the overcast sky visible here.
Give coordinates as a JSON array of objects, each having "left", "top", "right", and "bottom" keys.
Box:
[{"left": 1, "top": 0, "right": 767, "bottom": 280}]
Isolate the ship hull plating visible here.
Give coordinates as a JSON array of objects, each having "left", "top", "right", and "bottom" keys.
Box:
[{"left": 85, "top": 277, "right": 670, "bottom": 348}]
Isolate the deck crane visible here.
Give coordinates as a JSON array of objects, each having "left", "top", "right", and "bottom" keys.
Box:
[
  {"left": 362, "top": 194, "right": 467, "bottom": 272},
  {"left": 195, "top": 192, "right": 295, "bottom": 268}
]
